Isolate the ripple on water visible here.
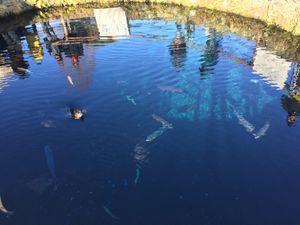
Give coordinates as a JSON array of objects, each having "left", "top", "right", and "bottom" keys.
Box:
[{"left": 0, "top": 7, "right": 299, "bottom": 225}]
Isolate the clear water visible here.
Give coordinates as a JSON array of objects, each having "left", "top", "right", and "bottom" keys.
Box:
[{"left": 0, "top": 6, "right": 300, "bottom": 225}]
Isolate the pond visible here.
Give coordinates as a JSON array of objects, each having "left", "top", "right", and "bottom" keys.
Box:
[{"left": 0, "top": 3, "right": 300, "bottom": 225}]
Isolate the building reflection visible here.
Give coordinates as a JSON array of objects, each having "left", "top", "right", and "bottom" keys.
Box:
[
  {"left": 40, "top": 7, "right": 130, "bottom": 90},
  {"left": 43, "top": 17, "right": 98, "bottom": 90},
  {"left": 94, "top": 7, "right": 130, "bottom": 40},
  {"left": 252, "top": 47, "right": 291, "bottom": 90},
  {"left": 0, "top": 7, "right": 131, "bottom": 91},
  {"left": 42, "top": 21, "right": 63, "bottom": 62},
  {"left": 251, "top": 47, "right": 300, "bottom": 126}
]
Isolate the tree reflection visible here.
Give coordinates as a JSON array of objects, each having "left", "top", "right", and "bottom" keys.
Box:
[
  {"left": 169, "top": 23, "right": 187, "bottom": 71},
  {"left": 281, "top": 62, "right": 300, "bottom": 126},
  {"left": 199, "top": 28, "right": 221, "bottom": 77},
  {"left": 1, "top": 29, "right": 29, "bottom": 78}
]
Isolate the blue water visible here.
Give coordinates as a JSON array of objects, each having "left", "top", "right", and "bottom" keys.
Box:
[{"left": 0, "top": 9, "right": 300, "bottom": 225}]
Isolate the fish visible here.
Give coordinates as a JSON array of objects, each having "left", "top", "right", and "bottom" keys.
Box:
[
  {"left": 157, "top": 85, "right": 183, "bottom": 93},
  {"left": 177, "top": 104, "right": 196, "bottom": 113},
  {"left": 250, "top": 79, "right": 259, "bottom": 84},
  {"left": 124, "top": 178, "right": 128, "bottom": 187},
  {"left": 44, "top": 145, "right": 57, "bottom": 179},
  {"left": 0, "top": 196, "right": 13, "bottom": 215},
  {"left": 40, "top": 120, "right": 56, "bottom": 128},
  {"left": 116, "top": 80, "right": 127, "bottom": 85},
  {"left": 234, "top": 112, "right": 255, "bottom": 133},
  {"left": 25, "top": 178, "right": 53, "bottom": 194},
  {"left": 67, "top": 75, "right": 74, "bottom": 87},
  {"left": 146, "top": 126, "right": 167, "bottom": 142},
  {"left": 103, "top": 206, "right": 118, "bottom": 220},
  {"left": 253, "top": 122, "right": 270, "bottom": 139},
  {"left": 126, "top": 96, "right": 137, "bottom": 105},
  {"left": 152, "top": 114, "right": 173, "bottom": 129},
  {"left": 16, "top": 67, "right": 32, "bottom": 74},
  {"left": 134, "top": 165, "right": 141, "bottom": 185},
  {"left": 227, "top": 101, "right": 255, "bottom": 133},
  {"left": 134, "top": 144, "right": 149, "bottom": 165}
]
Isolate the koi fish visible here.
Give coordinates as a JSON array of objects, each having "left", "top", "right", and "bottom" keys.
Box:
[
  {"left": 126, "top": 96, "right": 136, "bottom": 105},
  {"left": 103, "top": 206, "right": 118, "bottom": 220},
  {"left": 124, "top": 178, "right": 128, "bottom": 187},
  {"left": 253, "top": 122, "right": 270, "bottom": 139},
  {"left": 157, "top": 85, "right": 183, "bottom": 93},
  {"left": 44, "top": 146, "right": 57, "bottom": 179},
  {"left": 250, "top": 79, "right": 259, "bottom": 84},
  {"left": 234, "top": 112, "right": 255, "bottom": 133},
  {"left": 227, "top": 101, "right": 256, "bottom": 134},
  {"left": 134, "top": 144, "right": 149, "bottom": 165},
  {"left": 0, "top": 196, "right": 13, "bottom": 215},
  {"left": 40, "top": 120, "right": 56, "bottom": 128},
  {"left": 116, "top": 80, "right": 127, "bottom": 85},
  {"left": 177, "top": 104, "right": 196, "bottom": 113},
  {"left": 134, "top": 165, "right": 141, "bottom": 185},
  {"left": 67, "top": 75, "right": 74, "bottom": 87},
  {"left": 146, "top": 126, "right": 167, "bottom": 142},
  {"left": 152, "top": 114, "right": 173, "bottom": 129}
]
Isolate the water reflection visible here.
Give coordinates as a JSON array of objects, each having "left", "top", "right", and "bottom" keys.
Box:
[
  {"left": 1, "top": 6, "right": 300, "bottom": 224},
  {"left": 25, "top": 24, "right": 44, "bottom": 64},
  {"left": 42, "top": 17, "right": 98, "bottom": 89},
  {"left": 281, "top": 62, "right": 300, "bottom": 126},
  {"left": 0, "top": 7, "right": 131, "bottom": 91},
  {"left": 0, "top": 64, "right": 13, "bottom": 93},
  {"left": 253, "top": 47, "right": 292, "bottom": 89},
  {"left": 169, "top": 23, "right": 187, "bottom": 70},
  {"left": 0, "top": 6, "right": 299, "bottom": 125},
  {"left": 0, "top": 30, "right": 29, "bottom": 77},
  {"left": 94, "top": 7, "right": 130, "bottom": 39},
  {"left": 199, "top": 28, "right": 221, "bottom": 76}
]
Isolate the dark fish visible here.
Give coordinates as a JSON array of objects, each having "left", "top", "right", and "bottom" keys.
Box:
[
  {"left": 25, "top": 178, "right": 53, "bottom": 194},
  {"left": 44, "top": 146, "right": 57, "bottom": 179},
  {"left": 124, "top": 178, "right": 128, "bottom": 187},
  {"left": 134, "top": 165, "right": 141, "bottom": 185}
]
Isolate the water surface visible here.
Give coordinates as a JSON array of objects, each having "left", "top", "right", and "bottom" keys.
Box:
[{"left": 0, "top": 4, "right": 300, "bottom": 225}]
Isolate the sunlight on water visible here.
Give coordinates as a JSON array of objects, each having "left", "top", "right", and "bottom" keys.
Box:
[{"left": 0, "top": 4, "right": 300, "bottom": 225}]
